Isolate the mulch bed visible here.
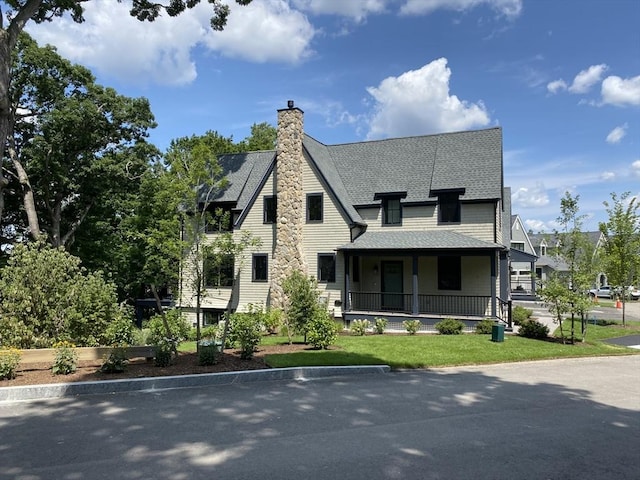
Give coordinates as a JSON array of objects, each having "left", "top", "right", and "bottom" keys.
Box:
[{"left": 2, "top": 343, "right": 311, "bottom": 388}]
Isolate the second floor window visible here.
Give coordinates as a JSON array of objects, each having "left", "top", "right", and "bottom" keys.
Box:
[
  {"left": 439, "top": 193, "right": 461, "bottom": 223},
  {"left": 204, "top": 253, "right": 234, "bottom": 288},
  {"left": 383, "top": 198, "right": 402, "bottom": 225},
  {"left": 307, "top": 193, "right": 323, "bottom": 222},
  {"left": 264, "top": 196, "right": 276, "bottom": 224}
]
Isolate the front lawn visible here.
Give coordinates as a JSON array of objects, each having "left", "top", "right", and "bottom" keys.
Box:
[{"left": 264, "top": 326, "right": 638, "bottom": 369}]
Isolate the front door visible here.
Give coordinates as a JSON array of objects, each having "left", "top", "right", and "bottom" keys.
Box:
[{"left": 382, "top": 261, "right": 404, "bottom": 311}]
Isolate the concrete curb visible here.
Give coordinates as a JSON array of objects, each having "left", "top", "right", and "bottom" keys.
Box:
[{"left": 0, "top": 365, "right": 391, "bottom": 403}]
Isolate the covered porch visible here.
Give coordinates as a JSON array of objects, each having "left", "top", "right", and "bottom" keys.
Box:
[{"left": 338, "top": 231, "right": 511, "bottom": 328}]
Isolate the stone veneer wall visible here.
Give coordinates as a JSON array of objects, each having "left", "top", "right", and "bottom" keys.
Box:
[{"left": 270, "top": 106, "right": 307, "bottom": 309}]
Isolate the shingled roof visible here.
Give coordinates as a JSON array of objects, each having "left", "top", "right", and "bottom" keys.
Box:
[{"left": 212, "top": 127, "right": 503, "bottom": 229}]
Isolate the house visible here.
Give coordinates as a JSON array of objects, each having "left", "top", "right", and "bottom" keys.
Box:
[
  {"left": 178, "top": 102, "right": 512, "bottom": 329},
  {"left": 528, "top": 230, "right": 606, "bottom": 290},
  {"left": 509, "top": 214, "right": 538, "bottom": 297}
]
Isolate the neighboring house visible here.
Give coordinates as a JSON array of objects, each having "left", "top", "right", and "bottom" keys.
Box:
[
  {"left": 510, "top": 214, "right": 538, "bottom": 296},
  {"left": 528, "top": 230, "right": 606, "bottom": 288},
  {"left": 178, "top": 102, "right": 512, "bottom": 328}
]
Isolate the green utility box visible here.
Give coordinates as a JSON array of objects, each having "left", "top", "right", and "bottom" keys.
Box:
[{"left": 491, "top": 324, "right": 505, "bottom": 342}]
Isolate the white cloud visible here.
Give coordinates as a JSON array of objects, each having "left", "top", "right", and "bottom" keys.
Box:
[
  {"left": 606, "top": 124, "right": 627, "bottom": 144},
  {"left": 547, "top": 79, "right": 567, "bottom": 94},
  {"left": 292, "top": 0, "right": 387, "bottom": 22},
  {"left": 523, "top": 218, "right": 557, "bottom": 234},
  {"left": 27, "top": 0, "right": 315, "bottom": 86},
  {"left": 365, "top": 58, "right": 491, "bottom": 139},
  {"left": 568, "top": 64, "right": 608, "bottom": 94},
  {"left": 512, "top": 183, "right": 550, "bottom": 208},
  {"left": 204, "top": 0, "right": 315, "bottom": 63},
  {"left": 632, "top": 160, "right": 640, "bottom": 178},
  {"left": 600, "top": 171, "right": 615, "bottom": 181},
  {"left": 601, "top": 75, "right": 640, "bottom": 106},
  {"left": 400, "top": 0, "right": 523, "bottom": 19}
]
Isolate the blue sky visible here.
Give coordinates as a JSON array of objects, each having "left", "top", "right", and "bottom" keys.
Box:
[{"left": 25, "top": 0, "right": 640, "bottom": 233}]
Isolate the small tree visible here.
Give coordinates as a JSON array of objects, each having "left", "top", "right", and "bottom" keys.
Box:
[
  {"left": 538, "top": 193, "right": 595, "bottom": 343},
  {"left": 282, "top": 271, "right": 322, "bottom": 344},
  {"left": 599, "top": 192, "right": 640, "bottom": 327}
]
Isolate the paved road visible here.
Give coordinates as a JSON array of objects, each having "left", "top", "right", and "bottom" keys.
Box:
[{"left": 1, "top": 356, "right": 638, "bottom": 480}]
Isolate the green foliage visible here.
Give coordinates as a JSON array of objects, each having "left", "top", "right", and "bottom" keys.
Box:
[
  {"left": 229, "top": 312, "right": 262, "bottom": 359},
  {"left": 0, "top": 348, "right": 22, "bottom": 380},
  {"left": 512, "top": 305, "right": 533, "bottom": 326},
  {"left": 263, "top": 307, "right": 283, "bottom": 334},
  {"left": 104, "top": 308, "right": 137, "bottom": 346},
  {"left": 350, "top": 319, "right": 370, "bottom": 336},
  {"left": 51, "top": 341, "right": 78, "bottom": 375},
  {"left": 198, "top": 341, "right": 219, "bottom": 366},
  {"left": 100, "top": 347, "right": 128, "bottom": 373},
  {"left": 435, "top": 318, "right": 465, "bottom": 335},
  {"left": 403, "top": 319, "right": 422, "bottom": 335},
  {"left": 154, "top": 340, "right": 174, "bottom": 367},
  {"left": 145, "top": 309, "right": 190, "bottom": 346},
  {"left": 282, "top": 271, "right": 321, "bottom": 340},
  {"left": 518, "top": 320, "right": 550, "bottom": 339},
  {"left": 132, "top": 328, "right": 152, "bottom": 346},
  {"left": 475, "top": 319, "right": 496, "bottom": 334},
  {"left": 0, "top": 241, "right": 122, "bottom": 348},
  {"left": 307, "top": 311, "right": 339, "bottom": 349},
  {"left": 374, "top": 317, "right": 388, "bottom": 334}
]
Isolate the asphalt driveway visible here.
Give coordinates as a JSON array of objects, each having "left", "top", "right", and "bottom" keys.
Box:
[{"left": 1, "top": 356, "right": 638, "bottom": 479}]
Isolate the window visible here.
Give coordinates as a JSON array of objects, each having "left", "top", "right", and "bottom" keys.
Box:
[
  {"left": 438, "top": 193, "right": 461, "bottom": 223},
  {"left": 264, "top": 196, "right": 276, "bottom": 224},
  {"left": 318, "top": 254, "right": 336, "bottom": 283},
  {"left": 204, "top": 253, "right": 234, "bottom": 287},
  {"left": 383, "top": 198, "right": 402, "bottom": 225},
  {"left": 438, "top": 256, "right": 461, "bottom": 290},
  {"left": 252, "top": 254, "right": 268, "bottom": 282},
  {"left": 511, "top": 242, "right": 525, "bottom": 251},
  {"left": 307, "top": 193, "right": 323, "bottom": 222},
  {"left": 203, "top": 310, "right": 225, "bottom": 326},
  {"left": 205, "top": 206, "right": 233, "bottom": 232}
]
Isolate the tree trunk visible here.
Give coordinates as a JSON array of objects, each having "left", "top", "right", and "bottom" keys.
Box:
[
  {"left": 8, "top": 144, "right": 42, "bottom": 239},
  {"left": 0, "top": 31, "right": 12, "bottom": 224},
  {"left": 150, "top": 283, "right": 177, "bottom": 357}
]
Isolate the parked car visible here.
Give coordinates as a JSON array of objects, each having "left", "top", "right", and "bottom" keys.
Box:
[
  {"left": 588, "top": 286, "right": 614, "bottom": 298},
  {"left": 625, "top": 286, "right": 640, "bottom": 300}
]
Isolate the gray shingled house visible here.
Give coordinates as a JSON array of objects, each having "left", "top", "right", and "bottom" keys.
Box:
[{"left": 178, "top": 103, "right": 512, "bottom": 330}]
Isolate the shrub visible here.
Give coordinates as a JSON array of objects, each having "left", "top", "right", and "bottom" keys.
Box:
[
  {"left": 0, "top": 241, "right": 122, "bottom": 348},
  {"left": 153, "top": 339, "right": 174, "bottom": 367},
  {"left": 263, "top": 307, "right": 283, "bottom": 334},
  {"left": 403, "top": 319, "right": 422, "bottom": 335},
  {"left": 350, "top": 319, "right": 370, "bottom": 336},
  {"left": 374, "top": 317, "right": 388, "bottom": 334},
  {"left": 513, "top": 305, "right": 533, "bottom": 326},
  {"left": 146, "top": 309, "right": 190, "bottom": 346},
  {"left": 104, "top": 308, "right": 136, "bottom": 346},
  {"left": 229, "top": 312, "right": 262, "bottom": 359},
  {"left": 51, "top": 341, "right": 78, "bottom": 375},
  {"left": 0, "top": 347, "right": 22, "bottom": 380},
  {"left": 132, "top": 327, "right": 151, "bottom": 346},
  {"left": 100, "top": 346, "right": 128, "bottom": 373},
  {"left": 198, "top": 341, "right": 219, "bottom": 366},
  {"left": 518, "top": 319, "right": 549, "bottom": 339},
  {"left": 307, "top": 311, "right": 339, "bottom": 349},
  {"left": 435, "top": 318, "right": 465, "bottom": 335},
  {"left": 282, "top": 271, "right": 319, "bottom": 339},
  {"left": 201, "top": 325, "right": 218, "bottom": 339},
  {"left": 475, "top": 319, "right": 496, "bottom": 334}
]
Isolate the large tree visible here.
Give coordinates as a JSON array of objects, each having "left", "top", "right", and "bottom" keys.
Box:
[
  {"left": 0, "top": 0, "right": 253, "bottom": 223},
  {"left": 599, "top": 191, "right": 640, "bottom": 326},
  {"left": 4, "top": 33, "right": 156, "bottom": 250}
]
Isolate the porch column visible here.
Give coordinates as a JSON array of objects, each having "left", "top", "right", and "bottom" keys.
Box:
[
  {"left": 490, "top": 251, "right": 497, "bottom": 317},
  {"left": 344, "top": 252, "right": 351, "bottom": 311},
  {"left": 530, "top": 260, "right": 536, "bottom": 295},
  {"left": 412, "top": 255, "right": 419, "bottom": 315}
]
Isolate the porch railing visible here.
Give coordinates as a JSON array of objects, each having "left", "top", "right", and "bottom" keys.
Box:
[{"left": 349, "top": 291, "right": 492, "bottom": 317}]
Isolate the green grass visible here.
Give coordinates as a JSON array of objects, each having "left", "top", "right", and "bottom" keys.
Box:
[
  {"left": 178, "top": 322, "right": 640, "bottom": 369},
  {"left": 554, "top": 319, "right": 640, "bottom": 342}
]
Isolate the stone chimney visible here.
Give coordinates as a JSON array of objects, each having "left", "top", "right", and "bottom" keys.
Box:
[{"left": 271, "top": 101, "right": 306, "bottom": 309}]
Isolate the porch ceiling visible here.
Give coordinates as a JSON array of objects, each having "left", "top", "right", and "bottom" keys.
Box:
[{"left": 338, "top": 230, "right": 503, "bottom": 251}]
